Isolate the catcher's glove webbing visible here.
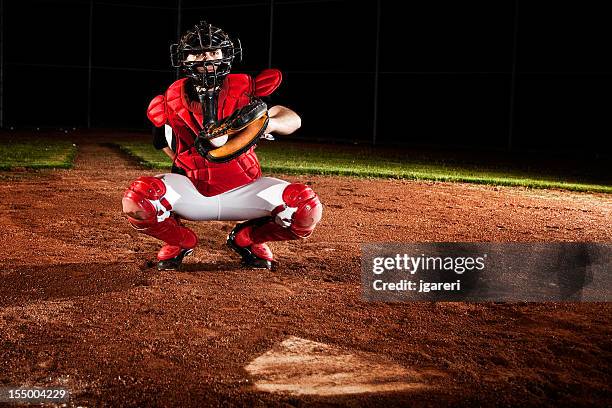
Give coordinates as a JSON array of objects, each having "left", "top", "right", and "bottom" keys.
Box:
[{"left": 195, "top": 98, "right": 269, "bottom": 163}]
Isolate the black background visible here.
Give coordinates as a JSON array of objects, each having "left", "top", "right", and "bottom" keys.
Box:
[{"left": 2, "top": 0, "right": 611, "bottom": 154}]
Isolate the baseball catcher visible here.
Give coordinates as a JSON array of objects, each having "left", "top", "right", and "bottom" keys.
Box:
[{"left": 122, "top": 21, "right": 323, "bottom": 271}]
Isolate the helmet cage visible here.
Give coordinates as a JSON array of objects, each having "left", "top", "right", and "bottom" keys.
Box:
[{"left": 170, "top": 21, "right": 242, "bottom": 90}]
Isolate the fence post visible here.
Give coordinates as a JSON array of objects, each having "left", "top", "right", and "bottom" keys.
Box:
[
  {"left": 0, "top": 0, "right": 5, "bottom": 128},
  {"left": 87, "top": 0, "right": 93, "bottom": 128},
  {"left": 268, "top": 0, "right": 274, "bottom": 68},
  {"left": 372, "top": 0, "right": 381, "bottom": 145},
  {"left": 508, "top": 0, "right": 519, "bottom": 151},
  {"left": 176, "top": 0, "right": 182, "bottom": 79}
]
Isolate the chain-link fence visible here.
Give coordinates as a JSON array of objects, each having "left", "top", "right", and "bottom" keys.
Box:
[{"left": 1, "top": 0, "right": 611, "bottom": 153}]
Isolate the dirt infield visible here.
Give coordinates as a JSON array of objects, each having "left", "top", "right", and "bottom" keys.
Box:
[{"left": 0, "top": 136, "right": 611, "bottom": 407}]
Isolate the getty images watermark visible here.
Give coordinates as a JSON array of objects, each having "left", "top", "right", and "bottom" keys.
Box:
[
  {"left": 362, "top": 243, "right": 612, "bottom": 302},
  {"left": 371, "top": 252, "right": 487, "bottom": 293}
]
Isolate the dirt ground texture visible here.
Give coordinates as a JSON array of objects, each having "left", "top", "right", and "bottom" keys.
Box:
[{"left": 0, "top": 133, "right": 611, "bottom": 407}]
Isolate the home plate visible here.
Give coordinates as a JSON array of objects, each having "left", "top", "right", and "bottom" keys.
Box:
[{"left": 245, "top": 336, "right": 428, "bottom": 396}]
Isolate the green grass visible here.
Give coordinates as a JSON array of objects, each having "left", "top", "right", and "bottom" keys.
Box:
[
  {"left": 113, "top": 141, "right": 612, "bottom": 194},
  {"left": 0, "top": 139, "right": 77, "bottom": 170},
  {"left": 114, "top": 142, "right": 173, "bottom": 169}
]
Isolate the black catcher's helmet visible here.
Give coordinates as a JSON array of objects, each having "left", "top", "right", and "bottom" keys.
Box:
[{"left": 170, "top": 21, "right": 242, "bottom": 90}]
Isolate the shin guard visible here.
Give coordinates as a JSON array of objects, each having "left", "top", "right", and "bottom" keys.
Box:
[{"left": 123, "top": 176, "right": 197, "bottom": 260}]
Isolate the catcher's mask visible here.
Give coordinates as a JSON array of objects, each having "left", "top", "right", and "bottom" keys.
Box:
[{"left": 170, "top": 21, "right": 242, "bottom": 90}]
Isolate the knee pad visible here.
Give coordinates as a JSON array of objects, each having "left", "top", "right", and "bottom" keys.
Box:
[
  {"left": 123, "top": 177, "right": 197, "bottom": 249},
  {"left": 122, "top": 176, "right": 171, "bottom": 227},
  {"left": 279, "top": 183, "right": 323, "bottom": 237}
]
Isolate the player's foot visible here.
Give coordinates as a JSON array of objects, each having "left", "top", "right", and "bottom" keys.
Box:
[
  {"left": 227, "top": 218, "right": 274, "bottom": 270},
  {"left": 156, "top": 247, "right": 194, "bottom": 271}
]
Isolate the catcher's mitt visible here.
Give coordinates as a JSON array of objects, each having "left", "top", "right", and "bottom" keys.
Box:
[{"left": 195, "top": 98, "right": 269, "bottom": 163}]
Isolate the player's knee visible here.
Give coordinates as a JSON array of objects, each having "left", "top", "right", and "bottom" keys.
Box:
[
  {"left": 122, "top": 191, "right": 156, "bottom": 226},
  {"left": 282, "top": 183, "right": 323, "bottom": 237},
  {"left": 122, "top": 176, "right": 166, "bottom": 225},
  {"left": 121, "top": 196, "right": 150, "bottom": 220},
  {"left": 127, "top": 176, "right": 166, "bottom": 200}
]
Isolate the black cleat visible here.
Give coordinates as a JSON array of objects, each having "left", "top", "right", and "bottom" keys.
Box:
[
  {"left": 227, "top": 218, "right": 273, "bottom": 270},
  {"left": 156, "top": 248, "right": 194, "bottom": 271}
]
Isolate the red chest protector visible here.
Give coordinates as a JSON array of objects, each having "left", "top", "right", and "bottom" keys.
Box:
[{"left": 147, "top": 69, "right": 282, "bottom": 197}]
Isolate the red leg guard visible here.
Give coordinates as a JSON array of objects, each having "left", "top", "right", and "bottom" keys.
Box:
[
  {"left": 249, "top": 183, "right": 323, "bottom": 244},
  {"left": 281, "top": 183, "right": 323, "bottom": 237},
  {"left": 123, "top": 177, "right": 197, "bottom": 260},
  {"left": 248, "top": 221, "right": 300, "bottom": 245},
  {"left": 233, "top": 224, "right": 275, "bottom": 261},
  {"left": 128, "top": 216, "right": 197, "bottom": 260}
]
